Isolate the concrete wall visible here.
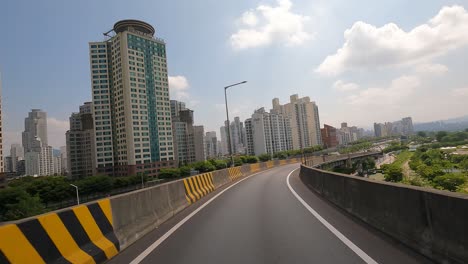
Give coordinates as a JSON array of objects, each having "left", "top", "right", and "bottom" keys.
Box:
[
  {"left": 110, "top": 180, "right": 189, "bottom": 249},
  {"left": 300, "top": 165, "right": 468, "bottom": 264}
]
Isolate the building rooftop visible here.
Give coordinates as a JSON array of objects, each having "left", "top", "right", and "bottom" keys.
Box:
[{"left": 113, "top": 19, "right": 155, "bottom": 36}]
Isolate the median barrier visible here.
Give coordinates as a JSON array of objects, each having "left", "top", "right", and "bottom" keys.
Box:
[
  {"left": 110, "top": 180, "right": 188, "bottom": 250},
  {"left": 300, "top": 165, "right": 468, "bottom": 264}
]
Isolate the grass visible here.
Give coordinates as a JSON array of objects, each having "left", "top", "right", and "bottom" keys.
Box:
[{"left": 391, "top": 151, "right": 413, "bottom": 168}]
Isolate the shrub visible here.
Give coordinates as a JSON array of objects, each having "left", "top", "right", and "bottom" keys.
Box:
[
  {"left": 383, "top": 165, "right": 403, "bottom": 182},
  {"left": 433, "top": 173, "right": 466, "bottom": 192},
  {"left": 258, "top": 154, "right": 272, "bottom": 162}
]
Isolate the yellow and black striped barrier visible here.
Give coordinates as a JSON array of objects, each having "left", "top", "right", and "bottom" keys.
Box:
[
  {"left": 250, "top": 163, "right": 261, "bottom": 173},
  {"left": 0, "top": 199, "right": 119, "bottom": 264},
  {"left": 266, "top": 161, "right": 274, "bottom": 168},
  {"left": 183, "top": 173, "right": 215, "bottom": 204},
  {"left": 228, "top": 167, "right": 243, "bottom": 181}
]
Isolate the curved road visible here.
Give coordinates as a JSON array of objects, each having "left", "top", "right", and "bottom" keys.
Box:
[{"left": 109, "top": 164, "right": 430, "bottom": 264}]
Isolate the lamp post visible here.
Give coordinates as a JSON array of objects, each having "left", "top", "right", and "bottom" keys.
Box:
[
  {"left": 70, "top": 184, "right": 80, "bottom": 205},
  {"left": 224, "top": 81, "right": 247, "bottom": 167}
]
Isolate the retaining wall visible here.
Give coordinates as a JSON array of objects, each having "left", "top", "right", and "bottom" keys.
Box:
[{"left": 300, "top": 165, "right": 468, "bottom": 264}]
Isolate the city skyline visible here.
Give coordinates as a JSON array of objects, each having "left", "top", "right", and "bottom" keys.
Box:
[{"left": 1, "top": 0, "right": 468, "bottom": 149}]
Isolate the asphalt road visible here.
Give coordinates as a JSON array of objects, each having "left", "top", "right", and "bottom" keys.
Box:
[{"left": 109, "top": 164, "right": 431, "bottom": 264}]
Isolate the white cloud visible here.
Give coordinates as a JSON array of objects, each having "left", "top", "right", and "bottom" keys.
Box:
[
  {"left": 415, "top": 63, "right": 448, "bottom": 75},
  {"left": 241, "top": 11, "right": 258, "bottom": 27},
  {"left": 451, "top": 87, "right": 468, "bottom": 97},
  {"left": 333, "top": 80, "right": 360, "bottom": 92},
  {"left": 47, "top": 117, "right": 68, "bottom": 148},
  {"left": 347, "top": 75, "right": 420, "bottom": 106},
  {"left": 168, "top": 75, "right": 190, "bottom": 100},
  {"left": 230, "top": 0, "right": 312, "bottom": 50},
  {"left": 316, "top": 5, "right": 468, "bottom": 75}
]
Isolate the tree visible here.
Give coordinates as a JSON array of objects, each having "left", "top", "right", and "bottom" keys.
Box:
[
  {"left": 258, "top": 154, "right": 272, "bottom": 162},
  {"left": 433, "top": 173, "right": 466, "bottom": 192},
  {"left": 435, "top": 131, "right": 447, "bottom": 142},
  {"left": 417, "top": 131, "right": 426, "bottom": 137},
  {"left": 0, "top": 188, "right": 45, "bottom": 221},
  {"left": 159, "top": 168, "right": 181, "bottom": 179},
  {"left": 383, "top": 165, "right": 403, "bottom": 182},
  {"left": 191, "top": 161, "right": 216, "bottom": 172},
  {"left": 460, "top": 159, "right": 468, "bottom": 173}
]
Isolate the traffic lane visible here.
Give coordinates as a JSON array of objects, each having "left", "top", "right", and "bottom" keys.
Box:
[
  {"left": 289, "top": 168, "right": 433, "bottom": 264},
  {"left": 106, "top": 168, "right": 255, "bottom": 264},
  {"left": 140, "top": 164, "right": 364, "bottom": 264}
]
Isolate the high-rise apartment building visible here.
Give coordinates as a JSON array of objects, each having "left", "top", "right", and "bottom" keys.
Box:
[
  {"left": 193, "top": 126, "right": 205, "bottom": 161},
  {"left": 59, "top": 146, "right": 67, "bottom": 175},
  {"left": 374, "top": 117, "right": 414, "bottom": 137},
  {"left": 321, "top": 124, "right": 338, "bottom": 148},
  {"left": 204, "top": 131, "right": 218, "bottom": 159},
  {"left": 10, "top": 143, "right": 23, "bottom": 173},
  {"left": 219, "top": 125, "right": 228, "bottom": 155},
  {"left": 170, "top": 100, "right": 186, "bottom": 119},
  {"left": 22, "top": 109, "right": 48, "bottom": 153},
  {"left": 90, "top": 20, "right": 175, "bottom": 176},
  {"left": 272, "top": 94, "right": 322, "bottom": 150},
  {"left": 172, "top": 106, "right": 196, "bottom": 166},
  {"left": 25, "top": 137, "right": 53, "bottom": 176},
  {"left": 244, "top": 119, "right": 254, "bottom": 156},
  {"left": 23, "top": 110, "right": 53, "bottom": 176},
  {"left": 245, "top": 108, "right": 292, "bottom": 156},
  {"left": 66, "top": 102, "right": 96, "bottom": 179},
  {"left": 4, "top": 157, "right": 12, "bottom": 173},
  {"left": 230, "top": 117, "right": 246, "bottom": 154}
]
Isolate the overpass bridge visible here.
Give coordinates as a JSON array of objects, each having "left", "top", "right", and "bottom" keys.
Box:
[{"left": 1, "top": 153, "right": 466, "bottom": 264}]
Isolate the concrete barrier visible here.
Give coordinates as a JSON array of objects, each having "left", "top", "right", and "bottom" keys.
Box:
[
  {"left": 0, "top": 199, "right": 119, "bottom": 264},
  {"left": 110, "top": 180, "right": 188, "bottom": 250},
  {"left": 300, "top": 165, "right": 468, "bottom": 264},
  {"left": 182, "top": 173, "right": 215, "bottom": 204},
  {"left": 212, "top": 169, "right": 230, "bottom": 189}
]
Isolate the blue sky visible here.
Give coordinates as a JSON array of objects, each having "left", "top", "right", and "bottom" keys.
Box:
[{"left": 1, "top": 0, "right": 468, "bottom": 149}]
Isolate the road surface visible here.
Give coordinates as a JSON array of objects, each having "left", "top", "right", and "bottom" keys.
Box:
[{"left": 109, "top": 164, "right": 430, "bottom": 264}]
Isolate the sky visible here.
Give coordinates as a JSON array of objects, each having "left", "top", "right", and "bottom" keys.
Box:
[{"left": 1, "top": 0, "right": 468, "bottom": 150}]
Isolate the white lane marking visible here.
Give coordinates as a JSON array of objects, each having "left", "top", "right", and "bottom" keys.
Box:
[
  {"left": 130, "top": 166, "right": 289, "bottom": 264},
  {"left": 286, "top": 168, "right": 379, "bottom": 264}
]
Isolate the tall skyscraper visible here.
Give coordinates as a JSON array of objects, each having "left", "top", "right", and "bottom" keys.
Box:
[
  {"left": 219, "top": 125, "right": 228, "bottom": 155},
  {"left": 22, "top": 109, "right": 48, "bottom": 153},
  {"left": 172, "top": 105, "right": 196, "bottom": 166},
  {"left": 23, "top": 110, "right": 52, "bottom": 176},
  {"left": 230, "top": 117, "right": 246, "bottom": 154},
  {"left": 204, "top": 131, "right": 218, "bottom": 159},
  {"left": 66, "top": 102, "right": 96, "bottom": 179},
  {"left": 10, "top": 143, "right": 23, "bottom": 173},
  {"left": 24, "top": 137, "right": 53, "bottom": 176},
  {"left": 90, "top": 20, "right": 175, "bottom": 176},
  {"left": 193, "top": 126, "right": 205, "bottom": 162},
  {"left": 245, "top": 108, "right": 292, "bottom": 156},
  {"left": 170, "top": 100, "right": 186, "bottom": 119},
  {"left": 271, "top": 94, "right": 322, "bottom": 150},
  {"left": 59, "top": 146, "right": 67, "bottom": 175}
]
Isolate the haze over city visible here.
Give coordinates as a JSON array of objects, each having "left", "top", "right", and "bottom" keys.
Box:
[{"left": 1, "top": 0, "right": 468, "bottom": 150}]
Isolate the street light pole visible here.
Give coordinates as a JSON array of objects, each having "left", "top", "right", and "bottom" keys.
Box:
[
  {"left": 70, "top": 184, "right": 80, "bottom": 205},
  {"left": 224, "top": 81, "right": 247, "bottom": 167}
]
